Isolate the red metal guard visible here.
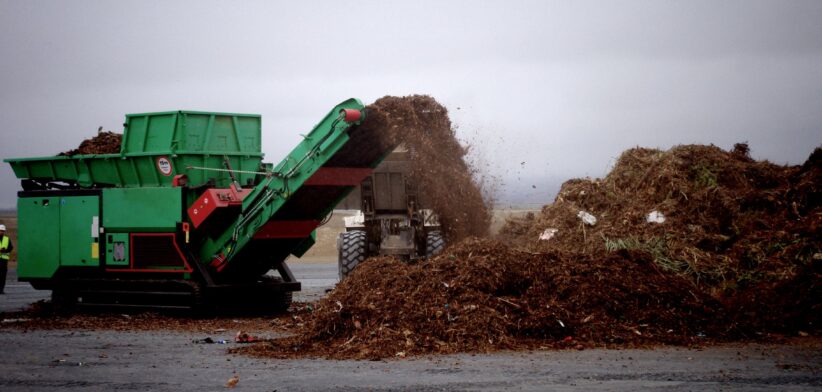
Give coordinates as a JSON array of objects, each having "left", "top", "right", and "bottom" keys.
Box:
[{"left": 187, "top": 184, "right": 251, "bottom": 228}]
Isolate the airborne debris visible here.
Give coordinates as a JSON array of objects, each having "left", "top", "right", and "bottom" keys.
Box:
[{"left": 359, "top": 95, "right": 492, "bottom": 240}]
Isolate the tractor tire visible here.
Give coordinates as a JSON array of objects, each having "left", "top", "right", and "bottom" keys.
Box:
[
  {"left": 338, "top": 230, "right": 368, "bottom": 280},
  {"left": 425, "top": 231, "right": 445, "bottom": 258}
]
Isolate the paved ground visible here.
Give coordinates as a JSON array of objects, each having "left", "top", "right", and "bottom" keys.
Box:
[
  {"left": 0, "top": 267, "right": 50, "bottom": 313},
  {"left": 1, "top": 263, "right": 821, "bottom": 391}
]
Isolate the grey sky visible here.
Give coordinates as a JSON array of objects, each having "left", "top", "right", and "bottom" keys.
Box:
[{"left": 1, "top": 0, "right": 820, "bottom": 208}]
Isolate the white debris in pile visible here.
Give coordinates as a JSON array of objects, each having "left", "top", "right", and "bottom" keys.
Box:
[
  {"left": 577, "top": 211, "right": 597, "bottom": 226},
  {"left": 539, "top": 228, "right": 559, "bottom": 241},
  {"left": 646, "top": 210, "right": 666, "bottom": 224}
]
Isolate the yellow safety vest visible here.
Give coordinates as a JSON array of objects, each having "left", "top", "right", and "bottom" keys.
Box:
[{"left": 0, "top": 236, "right": 9, "bottom": 260}]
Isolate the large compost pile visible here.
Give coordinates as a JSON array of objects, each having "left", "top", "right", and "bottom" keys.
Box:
[
  {"left": 238, "top": 143, "right": 820, "bottom": 360},
  {"left": 501, "top": 144, "right": 821, "bottom": 331},
  {"left": 240, "top": 238, "right": 722, "bottom": 360}
]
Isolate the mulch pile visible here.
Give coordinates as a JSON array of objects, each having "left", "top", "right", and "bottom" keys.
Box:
[
  {"left": 237, "top": 143, "right": 820, "bottom": 360},
  {"left": 238, "top": 238, "right": 722, "bottom": 360},
  {"left": 59, "top": 131, "right": 122, "bottom": 156},
  {"left": 500, "top": 144, "right": 821, "bottom": 332},
  {"left": 362, "top": 95, "right": 491, "bottom": 240}
]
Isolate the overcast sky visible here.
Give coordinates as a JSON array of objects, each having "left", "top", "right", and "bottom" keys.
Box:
[{"left": 1, "top": 0, "right": 820, "bottom": 209}]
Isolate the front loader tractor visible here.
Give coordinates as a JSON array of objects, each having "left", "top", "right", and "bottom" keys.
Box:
[{"left": 337, "top": 146, "right": 445, "bottom": 279}]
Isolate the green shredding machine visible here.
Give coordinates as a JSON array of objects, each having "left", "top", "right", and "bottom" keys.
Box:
[{"left": 4, "top": 98, "right": 391, "bottom": 312}]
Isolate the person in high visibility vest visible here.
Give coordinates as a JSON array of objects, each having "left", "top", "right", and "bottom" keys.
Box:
[{"left": 0, "top": 224, "right": 13, "bottom": 294}]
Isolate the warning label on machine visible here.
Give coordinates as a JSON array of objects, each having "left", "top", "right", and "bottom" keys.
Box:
[{"left": 156, "top": 156, "right": 173, "bottom": 176}]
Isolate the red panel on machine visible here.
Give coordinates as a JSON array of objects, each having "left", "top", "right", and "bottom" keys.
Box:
[
  {"left": 106, "top": 233, "right": 192, "bottom": 273},
  {"left": 253, "top": 220, "right": 321, "bottom": 239},
  {"left": 303, "top": 167, "right": 372, "bottom": 186},
  {"left": 188, "top": 185, "right": 250, "bottom": 228}
]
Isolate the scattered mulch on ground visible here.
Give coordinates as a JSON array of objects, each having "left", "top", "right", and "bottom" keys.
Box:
[
  {"left": 59, "top": 131, "right": 122, "bottom": 156},
  {"left": 0, "top": 301, "right": 314, "bottom": 334},
  {"left": 362, "top": 95, "right": 492, "bottom": 240}
]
